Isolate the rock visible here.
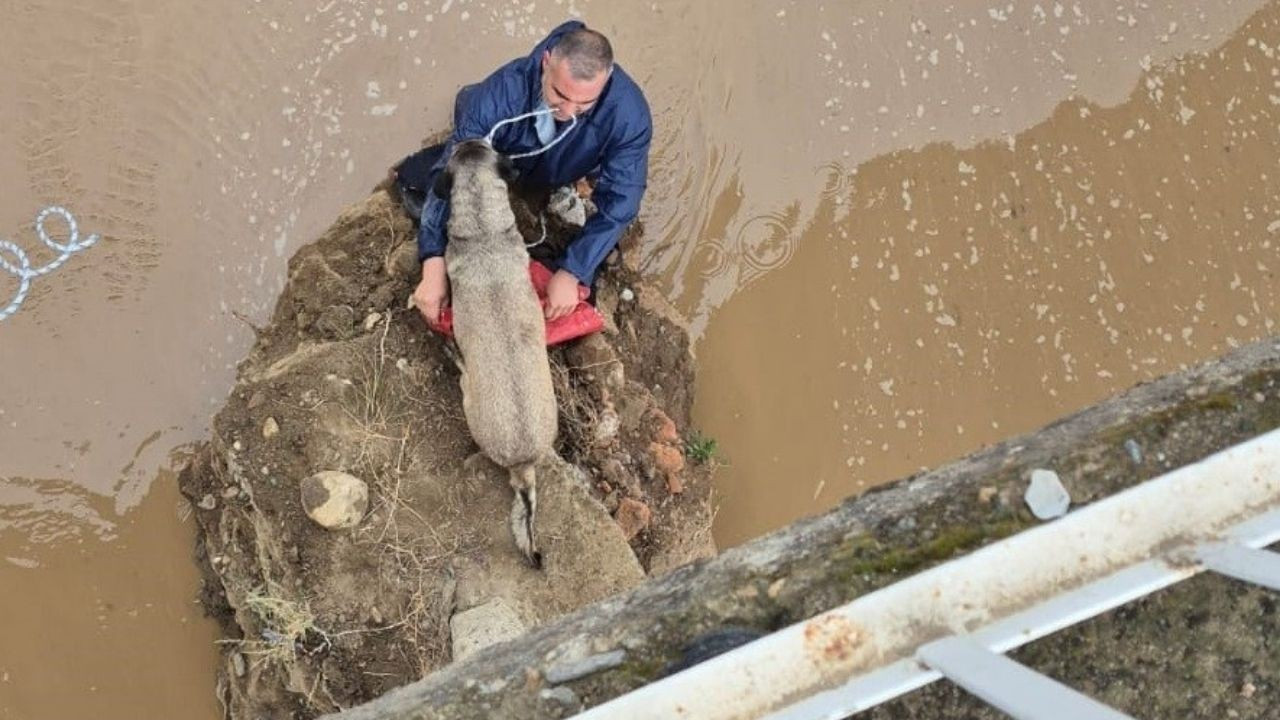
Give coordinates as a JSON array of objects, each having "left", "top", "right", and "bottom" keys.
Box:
[
  {"left": 197, "top": 494, "right": 217, "bottom": 511},
  {"left": 384, "top": 240, "right": 420, "bottom": 279},
  {"left": 222, "top": 486, "right": 240, "bottom": 499},
  {"left": 539, "top": 686, "right": 581, "bottom": 711},
  {"left": 547, "top": 185, "right": 586, "bottom": 227},
  {"left": 231, "top": 652, "right": 246, "bottom": 678},
  {"left": 262, "top": 417, "right": 280, "bottom": 439},
  {"left": 601, "top": 458, "right": 642, "bottom": 497},
  {"left": 1240, "top": 681, "right": 1256, "bottom": 698},
  {"left": 650, "top": 442, "right": 686, "bottom": 494},
  {"left": 1123, "top": 438, "right": 1143, "bottom": 464},
  {"left": 544, "top": 649, "right": 627, "bottom": 685},
  {"left": 649, "top": 408, "right": 679, "bottom": 444},
  {"left": 450, "top": 598, "right": 526, "bottom": 662},
  {"left": 977, "top": 486, "right": 998, "bottom": 504},
  {"left": 300, "top": 471, "right": 369, "bottom": 530},
  {"left": 593, "top": 406, "right": 621, "bottom": 446},
  {"left": 1024, "top": 468, "right": 1070, "bottom": 520},
  {"left": 315, "top": 304, "right": 356, "bottom": 340},
  {"left": 362, "top": 312, "right": 383, "bottom": 331},
  {"left": 567, "top": 333, "right": 624, "bottom": 391},
  {"left": 620, "top": 287, "right": 635, "bottom": 302},
  {"left": 614, "top": 498, "right": 652, "bottom": 541}
]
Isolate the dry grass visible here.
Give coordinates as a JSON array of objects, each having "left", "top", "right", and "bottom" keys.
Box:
[
  {"left": 235, "top": 581, "right": 330, "bottom": 670},
  {"left": 549, "top": 356, "right": 604, "bottom": 464}
]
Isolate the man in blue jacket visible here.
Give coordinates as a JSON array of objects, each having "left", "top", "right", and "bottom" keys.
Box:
[{"left": 411, "top": 21, "right": 652, "bottom": 325}]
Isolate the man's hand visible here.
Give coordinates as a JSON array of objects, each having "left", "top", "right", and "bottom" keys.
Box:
[
  {"left": 545, "top": 269, "right": 582, "bottom": 321},
  {"left": 413, "top": 257, "right": 449, "bottom": 325}
]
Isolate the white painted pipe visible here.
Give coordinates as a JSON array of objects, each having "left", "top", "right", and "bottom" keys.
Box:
[{"left": 571, "top": 427, "right": 1280, "bottom": 720}]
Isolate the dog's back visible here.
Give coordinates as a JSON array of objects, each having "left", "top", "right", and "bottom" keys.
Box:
[{"left": 440, "top": 140, "right": 557, "bottom": 565}]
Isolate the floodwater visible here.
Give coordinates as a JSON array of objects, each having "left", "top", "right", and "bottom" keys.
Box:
[{"left": 0, "top": 0, "right": 1276, "bottom": 716}]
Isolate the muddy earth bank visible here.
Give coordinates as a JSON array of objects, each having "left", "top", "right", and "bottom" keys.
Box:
[{"left": 177, "top": 187, "right": 716, "bottom": 718}]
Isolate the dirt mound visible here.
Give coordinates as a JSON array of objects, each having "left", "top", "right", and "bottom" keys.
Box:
[{"left": 178, "top": 189, "right": 715, "bottom": 718}]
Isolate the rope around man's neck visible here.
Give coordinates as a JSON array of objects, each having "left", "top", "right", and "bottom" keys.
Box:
[
  {"left": 0, "top": 206, "right": 99, "bottom": 322},
  {"left": 485, "top": 107, "right": 579, "bottom": 160}
]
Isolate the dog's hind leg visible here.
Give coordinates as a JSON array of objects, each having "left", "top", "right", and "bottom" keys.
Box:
[{"left": 507, "top": 462, "right": 541, "bottom": 568}]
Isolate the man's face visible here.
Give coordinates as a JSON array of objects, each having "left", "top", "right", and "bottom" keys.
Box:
[{"left": 540, "top": 50, "right": 607, "bottom": 121}]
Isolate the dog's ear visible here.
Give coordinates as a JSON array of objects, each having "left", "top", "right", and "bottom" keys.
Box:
[
  {"left": 432, "top": 168, "right": 453, "bottom": 200},
  {"left": 496, "top": 154, "right": 517, "bottom": 185}
]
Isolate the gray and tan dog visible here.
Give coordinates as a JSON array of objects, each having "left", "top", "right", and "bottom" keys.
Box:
[{"left": 433, "top": 139, "right": 558, "bottom": 567}]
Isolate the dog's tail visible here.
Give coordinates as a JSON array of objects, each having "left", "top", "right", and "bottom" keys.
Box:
[{"left": 508, "top": 462, "right": 541, "bottom": 569}]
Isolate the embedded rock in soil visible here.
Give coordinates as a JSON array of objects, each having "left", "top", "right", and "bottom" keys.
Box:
[{"left": 300, "top": 470, "right": 369, "bottom": 530}]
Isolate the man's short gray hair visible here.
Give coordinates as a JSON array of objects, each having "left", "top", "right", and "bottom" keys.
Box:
[{"left": 551, "top": 28, "right": 614, "bottom": 80}]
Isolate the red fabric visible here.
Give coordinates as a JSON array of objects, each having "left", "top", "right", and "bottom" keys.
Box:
[{"left": 427, "top": 261, "right": 604, "bottom": 346}]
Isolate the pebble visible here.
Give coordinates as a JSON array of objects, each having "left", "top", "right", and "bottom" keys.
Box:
[
  {"left": 544, "top": 649, "right": 627, "bottom": 685},
  {"left": 363, "top": 312, "right": 383, "bottom": 331},
  {"left": 539, "top": 686, "right": 581, "bottom": 710},
  {"left": 222, "top": 486, "right": 240, "bottom": 499},
  {"left": 620, "top": 287, "right": 635, "bottom": 302},
  {"left": 614, "top": 498, "right": 652, "bottom": 540},
  {"left": 1025, "top": 469, "right": 1070, "bottom": 520},
  {"left": 232, "top": 440, "right": 243, "bottom": 452},
  {"left": 1123, "top": 438, "right": 1143, "bottom": 464},
  {"left": 197, "top": 494, "right": 218, "bottom": 510},
  {"left": 231, "top": 652, "right": 246, "bottom": 678},
  {"left": 262, "top": 417, "right": 280, "bottom": 439}
]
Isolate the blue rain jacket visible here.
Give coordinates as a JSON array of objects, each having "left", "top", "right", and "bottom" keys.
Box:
[{"left": 416, "top": 20, "right": 653, "bottom": 286}]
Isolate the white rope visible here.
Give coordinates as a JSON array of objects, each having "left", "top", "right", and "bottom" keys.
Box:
[
  {"left": 0, "top": 206, "right": 100, "bottom": 321},
  {"left": 484, "top": 106, "right": 579, "bottom": 160}
]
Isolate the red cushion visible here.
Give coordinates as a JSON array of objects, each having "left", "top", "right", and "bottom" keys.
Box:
[{"left": 427, "top": 261, "right": 604, "bottom": 346}]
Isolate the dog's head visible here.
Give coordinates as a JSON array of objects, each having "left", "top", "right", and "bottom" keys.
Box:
[{"left": 432, "top": 139, "right": 517, "bottom": 200}]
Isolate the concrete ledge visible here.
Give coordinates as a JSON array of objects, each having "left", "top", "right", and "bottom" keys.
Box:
[{"left": 330, "top": 338, "right": 1280, "bottom": 720}]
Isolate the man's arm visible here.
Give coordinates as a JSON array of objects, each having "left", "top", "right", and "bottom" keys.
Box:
[
  {"left": 558, "top": 119, "right": 653, "bottom": 287},
  {"left": 414, "top": 75, "right": 521, "bottom": 323}
]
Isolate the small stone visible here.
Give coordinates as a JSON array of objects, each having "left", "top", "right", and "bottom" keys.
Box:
[
  {"left": 620, "top": 288, "right": 635, "bottom": 302},
  {"left": 197, "top": 494, "right": 217, "bottom": 510},
  {"left": 316, "top": 304, "right": 356, "bottom": 340},
  {"left": 1240, "top": 681, "right": 1256, "bottom": 698},
  {"left": 539, "top": 686, "right": 580, "bottom": 710},
  {"left": 363, "top": 312, "right": 383, "bottom": 331},
  {"left": 1254, "top": 392, "right": 1266, "bottom": 403},
  {"left": 300, "top": 471, "right": 369, "bottom": 530},
  {"left": 650, "top": 442, "right": 686, "bottom": 494},
  {"left": 593, "top": 406, "right": 621, "bottom": 445},
  {"left": 614, "top": 498, "right": 652, "bottom": 541},
  {"left": 649, "top": 408, "right": 679, "bottom": 444},
  {"left": 369, "top": 605, "right": 384, "bottom": 625},
  {"left": 767, "top": 578, "right": 786, "bottom": 598},
  {"left": 231, "top": 652, "right": 246, "bottom": 678},
  {"left": 544, "top": 649, "right": 627, "bottom": 685},
  {"left": 396, "top": 358, "right": 409, "bottom": 372},
  {"left": 450, "top": 598, "right": 526, "bottom": 661},
  {"left": 262, "top": 417, "right": 280, "bottom": 439},
  {"left": 1123, "top": 438, "right": 1142, "bottom": 464},
  {"left": 232, "top": 440, "right": 243, "bottom": 452},
  {"left": 977, "top": 486, "right": 998, "bottom": 504},
  {"left": 221, "top": 486, "right": 240, "bottom": 499},
  {"left": 1025, "top": 468, "right": 1070, "bottom": 520},
  {"left": 385, "top": 240, "right": 419, "bottom": 279}
]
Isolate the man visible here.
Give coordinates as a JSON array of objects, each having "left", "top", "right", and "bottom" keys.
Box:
[{"left": 412, "top": 21, "right": 652, "bottom": 325}]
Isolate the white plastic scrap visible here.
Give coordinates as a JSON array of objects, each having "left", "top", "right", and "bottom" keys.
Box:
[{"left": 1025, "top": 468, "right": 1071, "bottom": 520}]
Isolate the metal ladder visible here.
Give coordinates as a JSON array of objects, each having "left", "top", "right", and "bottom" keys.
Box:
[{"left": 572, "top": 428, "right": 1280, "bottom": 720}]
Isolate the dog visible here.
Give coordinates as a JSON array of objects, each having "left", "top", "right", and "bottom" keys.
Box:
[{"left": 433, "top": 139, "right": 558, "bottom": 567}]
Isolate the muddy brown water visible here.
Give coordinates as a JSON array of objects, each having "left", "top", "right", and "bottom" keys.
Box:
[{"left": 1, "top": 0, "right": 1277, "bottom": 716}]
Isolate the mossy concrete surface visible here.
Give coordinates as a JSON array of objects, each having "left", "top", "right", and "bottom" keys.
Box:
[{"left": 330, "top": 338, "right": 1280, "bottom": 720}]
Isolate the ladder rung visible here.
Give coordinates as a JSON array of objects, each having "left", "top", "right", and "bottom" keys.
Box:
[
  {"left": 1197, "top": 542, "right": 1280, "bottom": 591},
  {"left": 916, "top": 636, "right": 1134, "bottom": 720}
]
